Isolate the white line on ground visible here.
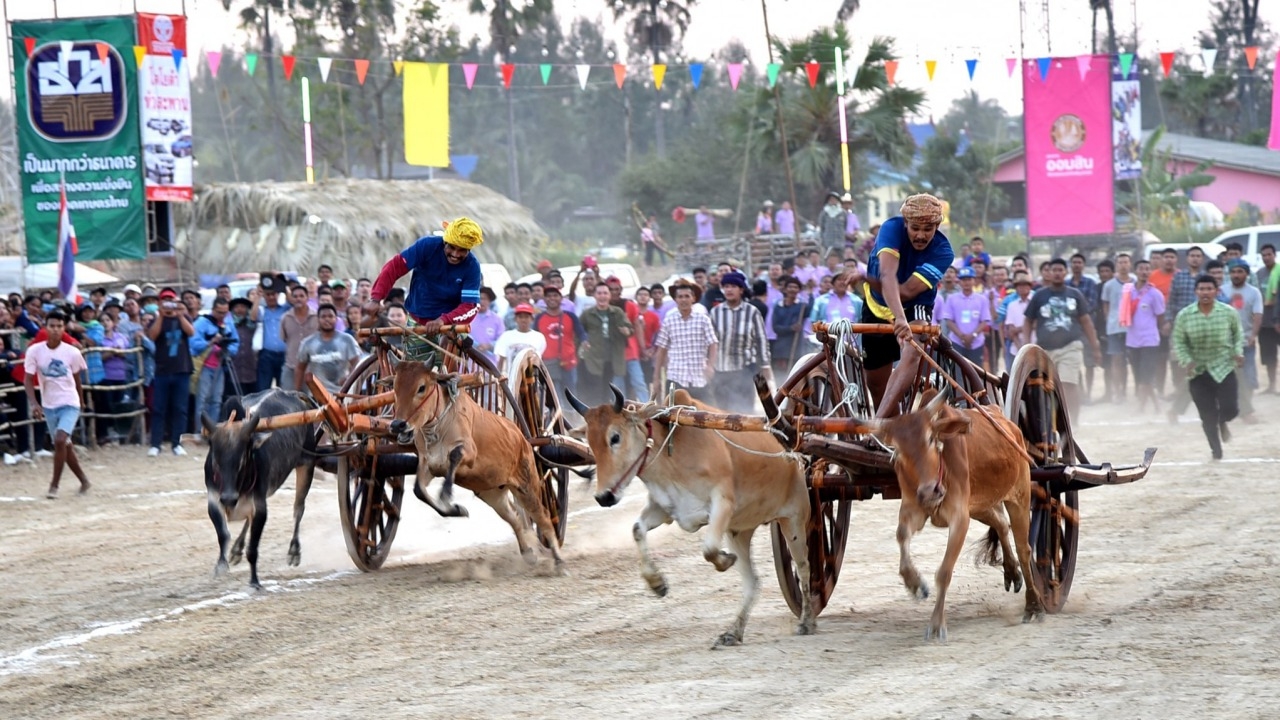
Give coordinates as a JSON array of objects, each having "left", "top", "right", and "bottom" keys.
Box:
[{"left": 1152, "top": 458, "right": 1280, "bottom": 466}]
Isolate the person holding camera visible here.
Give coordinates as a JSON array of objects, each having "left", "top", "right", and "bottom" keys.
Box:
[
  {"left": 146, "top": 289, "right": 196, "bottom": 457},
  {"left": 191, "top": 297, "right": 240, "bottom": 427}
]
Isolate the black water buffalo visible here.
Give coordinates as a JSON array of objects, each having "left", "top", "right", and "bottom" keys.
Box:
[{"left": 202, "top": 389, "right": 319, "bottom": 589}]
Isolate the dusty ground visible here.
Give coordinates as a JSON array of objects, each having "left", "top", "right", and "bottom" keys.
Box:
[{"left": 1, "top": 394, "right": 1278, "bottom": 719}]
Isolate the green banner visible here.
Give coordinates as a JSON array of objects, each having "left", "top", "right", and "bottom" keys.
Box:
[{"left": 13, "top": 16, "right": 146, "bottom": 263}]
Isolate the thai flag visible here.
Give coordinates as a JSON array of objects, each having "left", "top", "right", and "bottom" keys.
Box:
[{"left": 56, "top": 176, "right": 79, "bottom": 303}]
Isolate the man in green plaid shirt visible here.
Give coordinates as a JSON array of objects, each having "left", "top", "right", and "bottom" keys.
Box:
[{"left": 1172, "top": 275, "right": 1244, "bottom": 460}]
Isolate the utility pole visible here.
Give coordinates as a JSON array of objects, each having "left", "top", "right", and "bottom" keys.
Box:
[{"left": 761, "top": 0, "right": 800, "bottom": 246}]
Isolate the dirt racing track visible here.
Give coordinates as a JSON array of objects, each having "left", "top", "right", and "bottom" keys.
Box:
[{"left": 1, "top": 398, "right": 1278, "bottom": 719}]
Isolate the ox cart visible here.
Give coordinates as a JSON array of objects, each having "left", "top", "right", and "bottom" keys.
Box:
[
  {"left": 558, "top": 321, "right": 1157, "bottom": 618},
  {"left": 256, "top": 324, "right": 573, "bottom": 571}
]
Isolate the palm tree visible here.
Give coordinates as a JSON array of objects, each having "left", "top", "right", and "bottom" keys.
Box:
[
  {"left": 470, "top": 0, "right": 555, "bottom": 203},
  {"left": 1089, "top": 0, "right": 1118, "bottom": 55},
  {"left": 1117, "top": 125, "right": 1215, "bottom": 227},
  {"left": 606, "top": 0, "right": 697, "bottom": 158}
]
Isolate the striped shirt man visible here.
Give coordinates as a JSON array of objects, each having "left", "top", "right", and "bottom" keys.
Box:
[
  {"left": 654, "top": 307, "right": 718, "bottom": 388},
  {"left": 710, "top": 302, "right": 770, "bottom": 372}
]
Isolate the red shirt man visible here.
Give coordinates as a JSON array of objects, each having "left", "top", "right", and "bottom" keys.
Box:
[{"left": 533, "top": 287, "right": 583, "bottom": 369}]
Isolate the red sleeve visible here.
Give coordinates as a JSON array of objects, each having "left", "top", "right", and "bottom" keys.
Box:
[
  {"left": 371, "top": 254, "right": 408, "bottom": 301},
  {"left": 439, "top": 302, "right": 478, "bottom": 325}
]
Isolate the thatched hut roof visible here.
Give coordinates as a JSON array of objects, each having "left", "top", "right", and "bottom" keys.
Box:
[{"left": 174, "top": 179, "right": 546, "bottom": 277}]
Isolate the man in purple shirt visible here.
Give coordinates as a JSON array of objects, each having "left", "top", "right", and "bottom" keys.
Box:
[
  {"left": 695, "top": 204, "right": 715, "bottom": 241},
  {"left": 467, "top": 287, "right": 507, "bottom": 364},
  {"left": 775, "top": 201, "right": 796, "bottom": 236},
  {"left": 1125, "top": 259, "right": 1167, "bottom": 413},
  {"left": 938, "top": 267, "right": 992, "bottom": 367}
]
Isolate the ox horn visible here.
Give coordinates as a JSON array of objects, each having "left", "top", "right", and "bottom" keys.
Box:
[
  {"left": 609, "top": 384, "right": 625, "bottom": 413},
  {"left": 245, "top": 411, "right": 262, "bottom": 434},
  {"left": 924, "top": 388, "right": 948, "bottom": 416},
  {"left": 565, "top": 388, "right": 590, "bottom": 416}
]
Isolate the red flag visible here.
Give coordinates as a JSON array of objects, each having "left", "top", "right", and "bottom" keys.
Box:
[
  {"left": 613, "top": 63, "right": 626, "bottom": 88},
  {"left": 1245, "top": 46, "right": 1259, "bottom": 70},
  {"left": 354, "top": 58, "right": 370, "bottom": 84},
  {"left": 95, "top": 42, "right": 108, "bottom": 62},
  {"left": 884, "top": 60, "right": 899, "bottom": 86},
  {"left": 23, "top": 37, "right": 34, "bottom": 56},
  {"left": 501, "top": 63, "right": 515, "bottom": 88},
  {"left": 1159, "top": 51, "right": 1174, "bottom": 77},
  {"left": 282, "top": 54, "right": 296, "bottom": 81},
  {"left": 805, "top": 61, "right": 820, "bottom": 88}
]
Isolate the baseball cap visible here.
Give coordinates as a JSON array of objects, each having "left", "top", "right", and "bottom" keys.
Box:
[
  {"left": 514, "top": 303, "right": 536, "bottom": 315},
  {"left": 158, "top": 288, "right": 179, "bottom": 300},
  {"left": 537, "top": 259, "right": 554, "bottom": 270},
  {"left": 957, "top": 268, "right": 975, "bottom": 279},
  {"left": 141, "top": 283, "right": 159, "bottom": 294},
  {"left": 604, "top": 275, "right": 623, "bottom": 287},
  {"left": 329, "top": 278, "right": 348, "bottom": 288},
  {"left": 1227, "top": 258, "right": 1251, "bottom": 272},
  {"left": 123, "top": 283, "right": 142, "bottom": 294}
]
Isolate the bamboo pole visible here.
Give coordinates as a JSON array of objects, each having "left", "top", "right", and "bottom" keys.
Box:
[
  {"left": 812, "top": 321, "right": 940, "bottom": 337},
  {"left": 358, "top": 324, "right": 471, "bottom": 338}
]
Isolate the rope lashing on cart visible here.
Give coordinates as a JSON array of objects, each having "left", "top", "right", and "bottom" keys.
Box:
[
  {"left": 823, "top": 319, "right": 876, "bottom": 419},
  {"left": 905, "top": 336, "right": 1035, "bottom": 465},
  {"left": 647, "top": 402, "right": 807, "bottom": 464}
]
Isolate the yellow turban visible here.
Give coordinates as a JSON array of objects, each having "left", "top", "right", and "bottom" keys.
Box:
[
  {"left": 900, "top": 194, "right": 944, "bottom": 224},
  {"left": 442, "top": 217, "right": 484, "bottom": 250}
]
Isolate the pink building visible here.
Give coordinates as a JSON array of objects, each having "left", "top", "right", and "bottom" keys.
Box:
[{"left": 992, "top": 131, "right": 1280, "bottom": 222}]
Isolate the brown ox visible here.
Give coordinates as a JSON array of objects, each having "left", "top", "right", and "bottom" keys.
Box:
[
  {"left": 388, "top": 362, "right": 563, "bottom": 567},
  {"left": 861, "top": 389, "right": 1043, "bottom": 641},
  {"left": 567, "top": 385, "right": 815, "bottom": 648}
]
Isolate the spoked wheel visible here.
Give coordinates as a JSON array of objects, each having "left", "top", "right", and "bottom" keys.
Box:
[
  {"left": 510, "top": 349, "right": 570, "bottom": 547},
  {"left": 335, "top": 354, "right": 407, "bottom": 571},
  {"left": 770, "top": 369, "right": 854, "bottom": 618},
  {"left": 1003, "top": 345, "right": 1080, "bottom": 613}
]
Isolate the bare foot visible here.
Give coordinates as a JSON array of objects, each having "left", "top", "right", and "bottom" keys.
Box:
[
  {"left": 45, "top": 487, "right": 58, "bottom": 500},
  {"left": 78, "top": 482, "right": 92, "bottom": 496}
]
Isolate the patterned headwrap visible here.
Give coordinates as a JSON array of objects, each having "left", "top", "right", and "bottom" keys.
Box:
[
  {"left": 900, "top": 193, "right": 944, "bottom": 224},
  {"left": 442, "top": 217, "right": 484, "bottom": 250}
]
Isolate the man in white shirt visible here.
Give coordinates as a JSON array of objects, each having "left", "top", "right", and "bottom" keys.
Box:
[
  {"left": 494, "top": 304, "right": 547, "bottom": 372},
  {"left": 1002, "top": 273, "right": 1035, "bottom": 370}
]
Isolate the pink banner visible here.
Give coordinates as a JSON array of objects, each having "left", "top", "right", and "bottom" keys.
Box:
[
  {"left": 1269, "top": 54, "right": 1280, "bottom": 150},
  {"left": 1023, "top": 54, "right": 1114, "bottom": 237}
]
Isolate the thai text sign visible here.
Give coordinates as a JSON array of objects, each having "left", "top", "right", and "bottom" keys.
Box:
[
  {"left": 1023, "top": 55, "right": 1115, "bottom": 237},
  {"left": 13, "top": 16, "right": 146, "bottom": 263},
  {"left": 136, "top": 13, "right": 193, "bottom": 202}
]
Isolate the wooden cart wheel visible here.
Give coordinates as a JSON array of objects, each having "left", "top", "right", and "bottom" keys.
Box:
[
  {"left": 510, "top": 349, "right": 570, "bottom": 547},
  {"left": 335, "top": 354, "right": 406, "bottom": 571},
  {"left": 1003, "top": 344, "right": 1080, "bottom": 613},
  {"left": 770, "top": 370, "right": 854, "bottom": 618}
]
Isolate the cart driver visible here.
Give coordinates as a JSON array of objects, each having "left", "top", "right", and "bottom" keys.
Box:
[
  {"left": 370, "top": 217, "right": 484, "bottom": 337},
  {"left": 856, "top": 193, "right": 954, "bottom": 414}
]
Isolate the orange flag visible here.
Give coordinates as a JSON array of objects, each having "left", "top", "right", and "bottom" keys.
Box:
[
  {"left": 95, "top": 42, "right": 108, "bottom": 63},
  {"left": 885, "top": 60, "right": 899, "bottom": 85},
  {"left": 613, "top": 63, "right": 626, "bottom": 88},
  {"left": 1245, "top": 46, "right": 1259, "bottom": 70},
  {"left": 354, "top": 59, "right": 370, "bottom": 84}
]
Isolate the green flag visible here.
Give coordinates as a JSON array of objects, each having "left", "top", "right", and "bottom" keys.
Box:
[
  {"left": 1119, "top": 53, "right": 1134, "bottom": 78},
  {"left": 540, "top": 63, "right": 551, "bottom": 85},
  {"left": 767, "top": 63, "right": 781, "bottom": 88},
  {"left": 246, "top": 53, "right": 258, "bottom": 76}
]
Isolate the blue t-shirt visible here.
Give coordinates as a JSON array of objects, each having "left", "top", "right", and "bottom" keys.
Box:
[
  {"left": 400, "top": 235, "right": 482, "bottom": 321},
  {"left": 863, "top": 217, "right": 954, "bottom": 321}
]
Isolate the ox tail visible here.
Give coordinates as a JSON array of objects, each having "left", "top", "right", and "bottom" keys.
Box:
[{"left": 974, "top": 527, "right": 1003, "bottom": 568}]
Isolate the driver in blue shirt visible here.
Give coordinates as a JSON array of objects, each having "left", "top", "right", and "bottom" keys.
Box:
[
  {"left": 370, "top": 217, "right": 484, "bottom": 333},
  {"left": 858, "top": 194, "right": 954, "bottom": 413}
]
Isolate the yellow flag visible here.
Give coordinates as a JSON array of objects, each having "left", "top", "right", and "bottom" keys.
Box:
[
  {"left": 393, "top": 60, "right": 404, "bottom": 77},
  {"left": 925, "top": 60, "right": 937, "bottom": 81},
  {"left": 133, "top": 45, "right": 146, "bottom": 68},
  {"left": 404, "top": 62, "right": 449, "bottom": 167},
  {"left": 652, "top": 64, "right": 667, "bottom": 90}
]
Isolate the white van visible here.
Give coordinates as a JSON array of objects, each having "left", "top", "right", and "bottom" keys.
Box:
[{"left": 1209, "top": 225, "right": 1280, "bottom": 271}]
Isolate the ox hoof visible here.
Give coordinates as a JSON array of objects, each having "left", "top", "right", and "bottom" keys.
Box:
[
  {"left": 708, "top": 551, "right": 737, "bottom": 572},
  {"left": 249, "top": 581, "right": 264, "bottom": 592},
  {"left": 646, "top": 577, "right": 669, "bottom": 597},
  {"left": 447, "top": 503, "right": 469, "bottom": 518},
  {"left": 905, "top": 582, "right": 929, "bottom": 600},
  {"left": 924, "top": 624, "right": 947, "bottom": 643},
  {"left": 1005, "top": 570, "right": 1023, "bottom": 593},
  {"left": 1022, "top": 608, "right": 1046, "bottom": 624},
  {"left": 711, "top": 632, "right": 742, "bottom": 649},
  {"left": 213, "top": 561, "right": 229, "bottom": 578},
  {"left": 288, "top": 553, "right": 301, "bottom": 567},
  {"left": 795, "top": 621, "right": 817, "bottom": 636}
]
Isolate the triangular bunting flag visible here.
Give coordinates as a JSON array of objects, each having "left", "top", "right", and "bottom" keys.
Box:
[
  {"left": 805, "top": 61, "right": 820, "bottom": 87},
  {"left": 1036, "top": 57, "right": 1051, "bottom": 81},
  {"left": 501, "top": 63, "right": 515, "bottom": 88},
  {"left": 1201, "top": 47, "right": 1218, "bottom": 75},
  {"left": 462, "top": 63, "right": 478, "bottom": 88},
  {"left": 206, "top": 51, "right": 222, "bottom": 78},
  {"left": 540, "top": 63, "right": 551, "bottom": 85},
  {"left": 766, "top": 63, "right": 780, "bottom": 88},
  {"left": 884, "top": 59, "right": 898, "bottom": 85},
  {"left": 1245, "top": 46, "right": 1259, "bottom": 70},
  {"left": 1119, "top": 52, "right": 1134, "bottom": 78},
  {"left": 965, "top": 59, "right": 977, "bottom": 80},
  {"left": 318, "top": 57, "right": 332, "bottom": 82},
  {"left": 171, "top": 48, "right": 184, "bottom": 71},
  {"left": 133, "top": 45, "right": 146, "bottom": 68},
  {"left": 925, "top": 60, "right": 937, "bottom": 81},
  {"left": 245, "top": 53, "right": 258, "bottom": 76},
  {"left": 23, "top": 37, "right": 35, "bottom": 56},
  {"left": 1159, "top": 51, "right": 1174, "bottom": 77},
  {"left": 282, "top": 54, "right": 295, "bottom": 81},
  {"left": 576, "top": 64, "right": 590, "bottom": 90},
  {"left": 393, "top": 60, "right": 404, "bottom": 76},
  {"left": 428, "top": 62, "right": 444, "bottom": 85},
  {"left": 354, "top": 58, "right": 370, "bottom": 84},
  {"left": 1075, "top": 55, "right": 1091, "bottom": 80},
  {"left": 652, "top": 63, "right": 666, "bottom": 90},
  {"left": 95, "top": 42, "right": 108, "bottom": 63},
  {"left": 689, "top": 63, "right": 703, "bottom": 88},
  {"left": 1006, "top": 57, "right": 1017, "bottom": 77},
  {"left": 613, "top": 63, "right": 626, "bottom": 88},
  {"left": 727, "top": 62, "right": 743, "bottom": 90}
]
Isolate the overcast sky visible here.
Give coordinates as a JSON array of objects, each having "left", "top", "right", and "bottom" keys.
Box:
[{"left": 5, "top": 0, "right": 1276, "bottom": 118}]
